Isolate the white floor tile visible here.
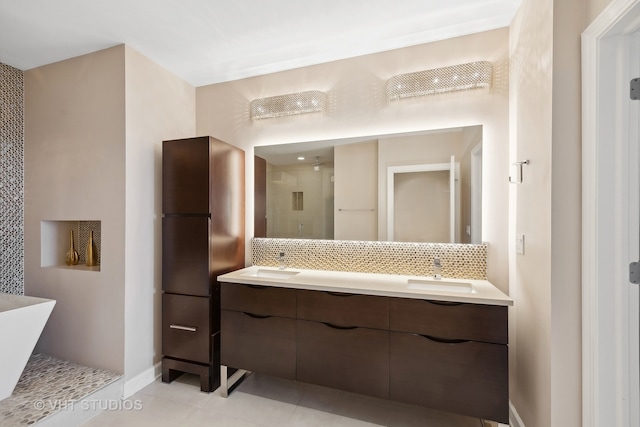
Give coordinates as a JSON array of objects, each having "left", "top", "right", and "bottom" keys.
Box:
[
  {"left": 180, "top": 407, "right": 265, "bottom": 427},
  {"left": 84, "top": 373, "right": 488, "bottom": 427},
  {"left": 285, "top": 405, "right": 384, "bottom": 427},
  {"left": 82, "top": 394, "right": 193, "bottom": 427},
  {"left": 212, "top": 389, "right": 297, "bottom": 426},
  {"left": 138, "top": 375, "right": 218, "bottom": 409}
]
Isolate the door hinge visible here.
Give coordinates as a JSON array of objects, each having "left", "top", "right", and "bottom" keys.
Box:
[
  {"left": 631, "top": 262, "right": 640, "bottom": 284},
  {"left": 631, "top": 78, "right": 640, "bottom": 100}
]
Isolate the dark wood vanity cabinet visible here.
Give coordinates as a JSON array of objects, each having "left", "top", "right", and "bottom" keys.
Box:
[
  {"left": 162, "top": 292, "right": 215, "bottom": 364},
  {"left": 297, "top": 320, "right": 389, "bottom": 398},
  {"left": 221, "top": 284, "right": 297, "bottom": 379},
  {"left": 296, "top": 290, "right": 389, "bottom": 329},
  {"left": 296, "top": 290, "right": 390, "bottom": 398},
  {"left": 389, "top": 299, "right": 509, "bottom": 423},
  {"left": 219, "top": 283, "right": 509, "bottom": 424},
  {"left": 221, "top": 310, "right": 296, "bottom": 379},
  {"left": 389, "top": 297, "right": 508, "bottom": 344},
  {"left": 161, "top": 136, "right": 244, "bottom": 392}
]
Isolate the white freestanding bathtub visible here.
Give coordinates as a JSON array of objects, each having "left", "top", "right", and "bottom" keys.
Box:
[{"left": 0, "top": 293, "right": 55, "bottom": 401}]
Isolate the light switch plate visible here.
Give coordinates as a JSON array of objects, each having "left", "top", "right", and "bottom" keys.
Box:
[{"left": 516, "top": 234, "right": 525, "bottom": 255}]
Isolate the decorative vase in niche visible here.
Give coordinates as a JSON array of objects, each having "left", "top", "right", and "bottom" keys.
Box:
[
  {"left": 86, "top": 230, "right": 98, "bottom": 267},
  {"left": 65, "top": 230, "right": 79, "bottom": 266}
]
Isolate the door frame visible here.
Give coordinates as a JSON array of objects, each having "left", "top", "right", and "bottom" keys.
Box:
[
  {"left": 386, "top": 160, "right": 460, "bottom": 242},
  {"left": 470, "top": 143, "right": 482, "bottom": 244},
  {"left": 582, "top": 0, "right": 640, "bottom": 425}
]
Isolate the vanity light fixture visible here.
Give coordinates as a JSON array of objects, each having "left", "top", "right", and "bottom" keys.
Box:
[
  {"left": 386, "top": 61, "right": 493, "bottom": 102},
  {"left": 250, "top": 90, "right": 327, "bottom": 120}
]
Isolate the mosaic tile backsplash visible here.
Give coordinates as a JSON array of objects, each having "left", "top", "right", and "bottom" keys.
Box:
[
  {"left": 252, "top": 238, "right": 487, "bottom": 280},
  {"left": 0, "top": 63, "right": 24, "bottom": 295}
]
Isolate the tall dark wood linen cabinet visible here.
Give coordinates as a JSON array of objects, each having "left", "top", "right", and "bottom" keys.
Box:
[{"left": 161, "top": 136, "right": 245, "bottom": 392}]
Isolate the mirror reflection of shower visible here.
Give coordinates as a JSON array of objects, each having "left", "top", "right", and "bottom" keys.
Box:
[
  {"left": 255, "top": 125, "right": 482, "bottom": 243},
  {"left": 264, "top": 155, "right": 335, "bottom": 239}
]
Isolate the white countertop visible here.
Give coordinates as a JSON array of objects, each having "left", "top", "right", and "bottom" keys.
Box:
[{"left": 217, "top": 266, "right": 513, "bottom": 306}]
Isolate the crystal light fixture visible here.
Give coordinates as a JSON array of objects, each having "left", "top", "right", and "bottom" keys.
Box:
[
  {"left": 386, "top": 61, "right": 493, "bottom": 102},
  {"left": 250, "top": 90, "right": 327, "bottom": 120}
]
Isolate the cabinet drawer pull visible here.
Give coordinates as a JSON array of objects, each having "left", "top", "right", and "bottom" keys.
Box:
[
  {"left": 243, "top": 312, "right": 272, "bottom": 319},
  {"left": 417, "top": 334, "right": 470, "bottom": 344},
  {"left": 424, "top": 300, "right": 465, "bottom": 306},
  {"left": 169, "top": 324, "right": 198, "bottom": 332},
  {"left": 322, "top": 322, "right": 358, "bottom": 330},
  {"left": 245, "top": 284, "right": 266, "bottom": 289},
  {"left": 325, "top": 291, "right": 354, "bottom": 297}
]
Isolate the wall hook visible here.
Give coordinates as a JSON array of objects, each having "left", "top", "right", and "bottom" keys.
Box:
[{"left": 509, "top": 160, "right": 529, "bottom": 184}]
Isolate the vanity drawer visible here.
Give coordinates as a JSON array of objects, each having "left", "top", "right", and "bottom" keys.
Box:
[
  {"left": 220, "top": 309, "right": 296, "bottom": 379},
  {"left": 389, "top": 331, "right": 508, "bottom": 424},
  {"left": 297, "top": 290, "right": 389, "bottom": 329},
  {"left": 297, "top": 319, "right": 389, "bottom": 399},
  {"left": 162, "top": 294, "right": 211, "bottom": 364},
  {"left": 220, "top": 283, "right": 296, "bottom": 318},
  {"left": 389, "top": 297, "right": 507, "bottom": 344}
]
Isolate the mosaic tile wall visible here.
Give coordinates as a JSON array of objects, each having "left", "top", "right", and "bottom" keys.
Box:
[
  {"left": 252, "top": 238, "right": 487, "bottom": 280},
  {"left": 0, "top": 63, "right": 24, "bottom": 295},
  {"left": 78, "top": 220, "right": 101, "bottom": 266}
]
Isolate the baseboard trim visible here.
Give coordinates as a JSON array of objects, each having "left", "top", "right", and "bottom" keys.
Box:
[
  {"left": 123, "top": 362, "right": 162, "bottom": 398},
  {"left": 509, "top": 401, "right": 525, "bottom": 427}
]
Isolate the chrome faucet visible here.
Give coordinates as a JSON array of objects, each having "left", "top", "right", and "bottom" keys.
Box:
[
  {"left": 433, "top": 258, "right": 442, "bottom": 280},
  {"left": 277, "top": 252, "right": 286, "bottom": 270}
]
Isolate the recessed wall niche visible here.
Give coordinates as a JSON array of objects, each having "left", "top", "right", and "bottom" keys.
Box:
[{"left": 41, "top": 220, "right": 101, "bottom": 271}]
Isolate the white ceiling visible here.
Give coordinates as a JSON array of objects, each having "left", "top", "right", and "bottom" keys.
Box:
[{"left": 0, "top": 0, "right": 521, "bottom": 87}]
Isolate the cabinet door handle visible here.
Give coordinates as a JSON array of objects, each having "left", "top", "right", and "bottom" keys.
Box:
[
  {"left": 417, "top": 333, "right": 469, "bottom": 344},
  {"left": 322, "top": 322, "right": 358, "bottom": 330},
  {"left": 169, "top": 324, "right": 198, "bottom": 332},
  {"left": 242, "top": 312, "right": 272, "bottom": 319},
  {"left": 245, "top": 284, "right": 266, "bottom": 289}
]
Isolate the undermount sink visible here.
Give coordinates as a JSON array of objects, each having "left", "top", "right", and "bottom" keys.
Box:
[
  {"left": 242, "top": 269, "right": 300, "bottom": 279},
  {"left": 407, "top": 278, "right": 476, "bottom": 294}
]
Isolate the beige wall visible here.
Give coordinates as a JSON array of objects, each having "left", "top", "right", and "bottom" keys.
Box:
[
  {"left": 123, "top": 47, "right": 196, "bottom": 384},
  {"left": 196, "top": 28, "right": 510, "bottom": 293},
  {"left": 550, "top": 0, "right": 585, "bottom": 425},
  {"left": 509, "top": 0, "right": 554, "bottom": 424},
  {"left": 587, "top": 0, "right": 614, "bottom": 22},
  {"left": 509, "top": 0, "right": 611, "bottom": 425},
  {"left": 24, "top": 45, "right": 196, "bottom": 383},
  {"left": 25, "top": 46, "right": 127, "bottom": 373},
  {"left": 334, "top": 140, "right": 378, "bottom": 240},
  {"left": 394, "top": 170, "right": 450, "bottom": 242}
]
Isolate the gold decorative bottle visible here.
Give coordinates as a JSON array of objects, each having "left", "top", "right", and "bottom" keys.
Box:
[
  {"left": 86, "top": 230, "right": 98, "bottom": 267},
  {"left": 65, "top": 230, "right": 79, "bottom": 265}
]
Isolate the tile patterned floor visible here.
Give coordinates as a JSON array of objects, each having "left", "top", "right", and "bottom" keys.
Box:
[
  {"left": 83, "top": 373, "right": 493, "bottom": 427},
  {"left": 0, "top": 354, "right": 121, "bottom": 426}
]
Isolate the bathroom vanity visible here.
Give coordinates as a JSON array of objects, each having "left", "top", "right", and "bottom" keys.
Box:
[{"left": 217, "top": 266, "right": 512, "bottom": 424}]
